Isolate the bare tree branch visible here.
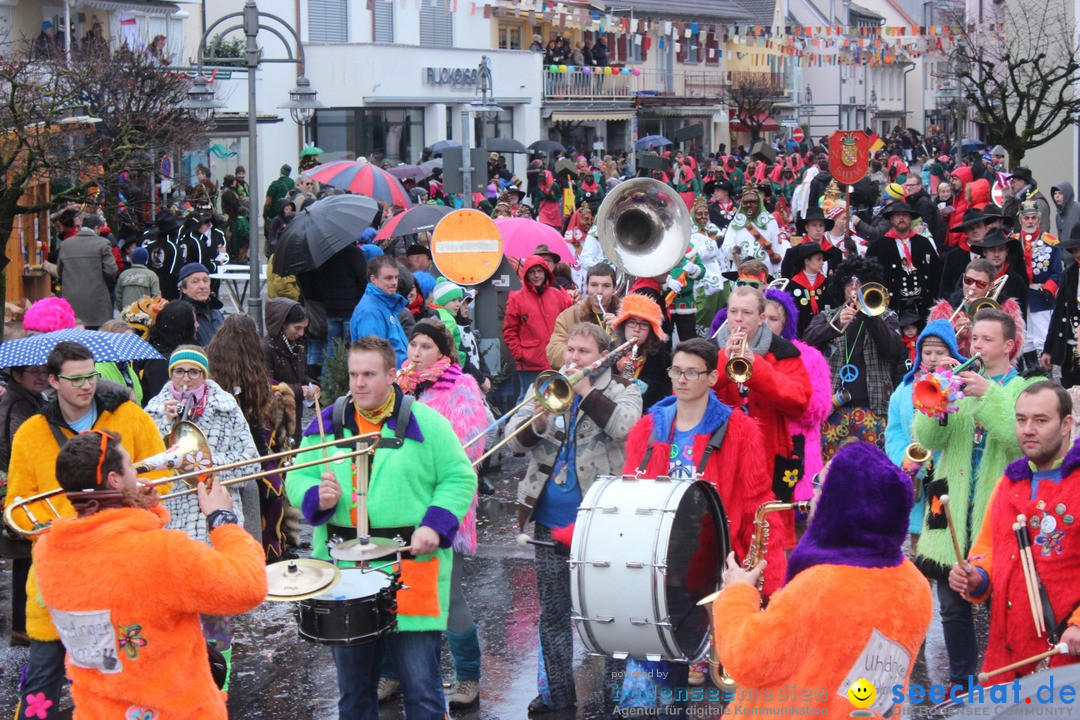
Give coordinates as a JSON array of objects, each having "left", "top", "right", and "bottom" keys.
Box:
[{"left": 723, "top": 72, "right": 782, "bottom": 146}]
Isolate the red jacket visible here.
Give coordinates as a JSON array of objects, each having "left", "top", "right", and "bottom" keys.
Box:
[
  {"left": 714, "top": 333, "right": 812, "bottom": 550},
  {"left": 503, "top": 255, "right": 573, "bottom": 371},
  {"left": 622, "top": 395, "right": 786, "bottom": 596},
  {"left": 969, "top": 459, "right": 1080, "bottom": 678}
]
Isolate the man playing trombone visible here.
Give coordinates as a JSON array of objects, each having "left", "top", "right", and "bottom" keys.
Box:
[
  {"left": 5, "top": 341, "right": 171, "bottom": 720},
  {"left": 804, "top": 257, "right": 905, "bottom": 460},
  {"left": 928, "top": 257, "right": 1024, "bottom": 361},
  {"left": 284, "top": 336, "right": 476, "bottom": 719},
  {"left": 506, "top": 323, "right": 642, "bottom": 714}
]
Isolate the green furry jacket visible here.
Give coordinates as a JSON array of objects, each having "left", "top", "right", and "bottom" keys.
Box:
[{"left": 912, "top": 374, "right": 1034, "bottom": 579}]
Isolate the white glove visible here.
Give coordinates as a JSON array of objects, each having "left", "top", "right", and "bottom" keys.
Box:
[
  {"left": 685, "top": 263, "right": 702, "bottom": 280},
  {"left": 664, "top": 275, "right": 684, "bottom": 294}
]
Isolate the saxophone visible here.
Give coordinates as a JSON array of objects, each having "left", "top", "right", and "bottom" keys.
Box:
[{"left": 707, "top": 500, "right": 812, "bottom": 688}]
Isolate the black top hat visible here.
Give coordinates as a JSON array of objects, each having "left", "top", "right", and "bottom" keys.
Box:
[
  {"left": 1008, "top": 166, "right": 1034, "bottom": 184},
  {"left": 897, "top": 309, "right": 922, "bottom": 328},
  {"left": 795, "top": 241, "right": 826, "bottom": 262},
  {"left": 796, "top": 206, "right": 835, "bottom": 235},
  {"left": 953, "top": 208, "right": 988, "bottom": 230},
  {"left": 881, "top": 201, "right": 914, "bottom": 218},
  {"left": 156, "top": 212, "right": 183, "bottom": 234}
]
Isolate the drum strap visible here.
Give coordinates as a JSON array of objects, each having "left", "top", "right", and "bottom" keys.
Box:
[
  {"left": 634, "top": 419, "right": 729, "bottom": 476},
  {"left": 331, "top": 394, "right": 414, "bottom": 449}
]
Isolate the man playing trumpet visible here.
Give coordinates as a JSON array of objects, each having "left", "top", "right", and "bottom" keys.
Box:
[{"left": 950, "top": 381, "right": 1080, "bottom": 678}]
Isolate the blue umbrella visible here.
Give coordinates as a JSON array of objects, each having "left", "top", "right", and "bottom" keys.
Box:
[
  {"left": 635, "top": 135, "right": 673, "bottom": 151},
  {"left": 0, "top": 330, "right": 163, "bottom": 368}
]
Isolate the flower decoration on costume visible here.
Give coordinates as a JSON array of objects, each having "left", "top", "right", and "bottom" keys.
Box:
[
  {"left": 912, "top": 368, "right": 965, "bottom": 421},
  {"left": 118, "top": 624, "right": 148, "bottom": 659},
  {"left": 23, "top": 693, "right": 53, "bottom": 719},
  {"left": 782, "top": 469, "right": 799, "bottom": 488}
]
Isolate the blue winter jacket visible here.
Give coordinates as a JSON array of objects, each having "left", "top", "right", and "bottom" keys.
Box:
[{"left": 350, "top": 283, "right": 408, "bottom": 366}]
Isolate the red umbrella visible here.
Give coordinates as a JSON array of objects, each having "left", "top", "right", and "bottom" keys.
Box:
[
  {"left": 494, "top": 217, "right": 573, "bottom": 262},
  {"left": 303, "top": 161, "right": 413, "bottom": 207}
]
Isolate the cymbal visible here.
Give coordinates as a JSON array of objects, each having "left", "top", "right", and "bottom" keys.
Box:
[
  {"left": 265, "top": 559, "right": 341, "bottom": 602},
  {"left": 330, "top": 538, "right": 412, "bottom": 562}
]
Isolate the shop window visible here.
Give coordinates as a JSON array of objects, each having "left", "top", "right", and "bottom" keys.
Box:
[
  {"left": 474, "top": 109, "right": 514, "bottom": 146},
  {"left": 309, "top": 0, "right": 348, "bottom": 42},
  {"left": 312, "top": 107, "right": 425, "bottom": 165}
]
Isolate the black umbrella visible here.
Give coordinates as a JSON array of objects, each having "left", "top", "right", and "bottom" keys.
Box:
[
  {"left": 429, "top": 140, "right": 462, "bottom": 154},
  {"left": 486, "top": 137, "right": 529, "bottom": 154},
  {"left": 272, "top": 194, "right": 380, "bottom": 275},
  {"left": 529, "top": 140, "right": 565, "bottom": 155}
]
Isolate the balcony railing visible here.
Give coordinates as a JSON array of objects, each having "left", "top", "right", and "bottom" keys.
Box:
[{"left": 543, "top": 69, "right": 727, "bottom": 101}]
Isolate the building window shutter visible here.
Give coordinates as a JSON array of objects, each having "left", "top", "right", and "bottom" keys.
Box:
[
  {"left": 373, "top": 1, "right": 394, "bottom": 43},
  {"left": 309, "top": 0, "right": 348, "bottom": 42},
  {"left": 616, "top": 35, "right": 627, "bottom": 63},
  {"left": 420, "top": 2, "right": 453, "bottom": 47},
  {"left": 706, "top": 32, "right": 719, "bottom": 64}
]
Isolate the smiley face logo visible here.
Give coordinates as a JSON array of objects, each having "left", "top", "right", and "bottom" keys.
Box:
[{"left": 847, "top": 678, "right": 876, "bottom": 709}]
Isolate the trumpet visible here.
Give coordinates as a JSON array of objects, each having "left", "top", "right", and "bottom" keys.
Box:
[
  {"left": 725, "top": 331, "right": 753, "bottom": 384},
  {"left": 470, "top": 339, "right": 639, "bottom": 467},
  {"left": 828, "top": 277, "right": 890, "bottom": 333},
  {"left": 4, "top": 428, "right": 382, "bottom": 537}
]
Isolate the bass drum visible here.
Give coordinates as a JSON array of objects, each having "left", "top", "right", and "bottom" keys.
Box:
[
  {"left": 570, "top": 475, "right": 730, "bottom": 663},
  {"left": 297, "top": 568, "right": 397, "bottom": 645}
]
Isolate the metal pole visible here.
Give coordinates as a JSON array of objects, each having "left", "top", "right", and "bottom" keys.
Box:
[
  {"left": 244, "top": 1, "right": 264, "bottom": 333},
  {"left": 461, "top": 107, "right": 473, "bottom": 209}
]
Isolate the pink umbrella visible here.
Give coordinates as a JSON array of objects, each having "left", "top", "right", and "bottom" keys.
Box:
[{"left": 494, "top": 218, "right": 574, "bottom": 262}]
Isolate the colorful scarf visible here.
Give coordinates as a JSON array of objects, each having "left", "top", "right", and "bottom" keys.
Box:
[
  {"left": 356, "top": 391, "right": 396, "bottom": 425},
  {"left": 169, "top": 382, "right": 209, "bottom": 419},
  {"left": 395, "top": 355, "right": 453, "bottom": 396}
]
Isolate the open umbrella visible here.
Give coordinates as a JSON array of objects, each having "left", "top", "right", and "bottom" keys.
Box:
[
  {"left": 421, "top": 158, "right": 443, "bottom": 171},
  {"left": 635, "top": 135, "right": 673, "bottom": 151},
  {"left": 429, "top": 140, "right": 462, "bottom": 154},
  {"left": 554, "top": 158, "right": 579, "bottom": 178},
  {"left": 273, "top": 194, "right": 380, "bottom": 275},
  {"left": 0, "top": 329, "right": 162, "bottom": 367},
  {"left": 951, "top": 138, "right": 988, "bottom": 155},
  {"left": 529, "top": 140, "right": 565, "bottom": 155},
  {"left": 385, "top": 164, "right": 432, "bottom": 183},
  {"left": 494, "top": 217, "right": 573, "bottom": 262},
  {"left": 303, "top": 161, "right": 413, "bottom": 207},
  {"left": 299, "top": 145, "right": 324, "bottom": 157},
  {"left": 375, "top": 204, "right": 453, "bottom": 241},
  {"left": 486, "top": 138, "right": 529, "bottom": 154}
]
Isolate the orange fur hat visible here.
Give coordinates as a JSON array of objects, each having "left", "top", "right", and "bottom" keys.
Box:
[{"left": 613, "top": 293, "right": 667, "bottom": 341}]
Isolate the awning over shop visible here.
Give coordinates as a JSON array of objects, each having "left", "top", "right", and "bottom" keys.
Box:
[
  {"left": 549, "top": 110, "right": 636, "bottom": 122},
  {"left": 638, "top": 106, "right": 722, "bottom": 117},
  {"left": 77, "top": 0, "right": 180, "bottom": 14},
  {"left": 729, "top": 112, "right": 780, "bottom": 132}
]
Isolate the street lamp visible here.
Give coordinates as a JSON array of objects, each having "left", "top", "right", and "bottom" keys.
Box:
[
  {"left": 804, "top": 84, "right": 814, "bottom": 116},
  {"left": 183, "top": 0, "right": 324, "bottom": 333},
  {"left": 459, "top": 56, "right": 503, "bottom": 209},
  {"left": 868, "top": 89, "right": 879, "bottom": 130}
]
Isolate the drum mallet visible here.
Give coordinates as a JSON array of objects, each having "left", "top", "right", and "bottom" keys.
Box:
[
  {"left": 1017, "top": 514, "right": 1047, "bottom": 636},
  {"left": 977, "top": 643, "right": 1068, "bottom": 683},
  {"left": 517, "top": 533, "right": 557, "bottom": 548},
  {"left": 941, "top": 495, "right": 973, "bottom": 599},
  {"left": 1013, "top": 519, "right": 1044, "bottom": 637}
]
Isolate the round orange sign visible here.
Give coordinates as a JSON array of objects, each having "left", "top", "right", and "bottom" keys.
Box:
[{"left": 430, "top": 209, "right": 504, "bottom": 286}]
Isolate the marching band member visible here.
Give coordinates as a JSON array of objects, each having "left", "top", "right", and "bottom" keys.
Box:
[
  {"left": 867, "top": 201, "right": 941, "bottom": 323},
  {"left": 714, "top": 286, "right": 811, "bottom": 549},
  {"left": 1042, "top": 225, "right": 1080, "bottom": 387},
  {"left": 1012, "top": 199, "right": 1062, "bottom": 368},
  {"left": 713, "top": 443, "right": 932, "bottom": 717},
  {"left": 950, "top": 381, "right": 1080, "bottom": 677},
  {"left": 783, "top": 241, "right": 828, "bottom": 337},
  {"left": 546, "top": 263, "right": 620, "bottom": 369},
  {"left": 970, "top": 227, "right": 1029, "bottom": 317},
  {"left": 285, "top": 336, "right": 476, "bottom": 719},
  {"left": 383, "top": 320, "right": 493, "bottom": 709},
  {"left": 6, "top": 342, "right": 169, "bottom": 720},
  {"left": 884, "top": 320, "right": 967, "bottom": 551},
  {"left": 33, "top": 432, "right": 266, "bottom": 720},
  {"left": 912, "top": 308, "right": 1034, "bottom": 689},
  {"left": 928, "top": 257, "right": 1025, "bottom": 360},
  {"left": 721, "top": 184, "right": 788, "bottom": 277},
  {"left": 143, "top": 345, "right": 260, "bottom": 688},
  {"left": 506, "top": 323, "right": 642, "bottom": 715},
  {"left": 611, "top": 294, "right": 672, "bottom": 411},
  {"left": 803, "top": 257, "right": 905, "bottom": 460}
]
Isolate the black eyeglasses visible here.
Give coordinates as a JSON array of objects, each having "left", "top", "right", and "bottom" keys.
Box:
[{"left": 667, "top": 367, "right": 706, "bottom": 381}]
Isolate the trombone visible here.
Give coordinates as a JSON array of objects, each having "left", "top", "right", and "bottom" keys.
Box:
[
  {"left": 4, "top": 428, "right": 382, "bottom": 538},
  {"left": 470, "top": 338, "right": 639, "bottom": 467},
  {"left": 947, "top": 275, "right": 1007, "bottom": 331},
  {"left": 829, "top": 276, "right": 890, "bottom": 333}
]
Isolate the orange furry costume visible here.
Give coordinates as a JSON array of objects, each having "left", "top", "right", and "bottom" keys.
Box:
[
  {"left": 712, "top": 443, "right": 933, "bottom": 718},
  {"left": 33, "top": 506, "right": 267, "bottom": 719}
]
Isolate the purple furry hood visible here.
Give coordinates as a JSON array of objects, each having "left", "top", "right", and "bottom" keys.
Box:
[
  {"left": 710, "top": 288, "right": 799, "bottom": 341},
  {"left": 785, "top": 442, "right": 913, "bottom": 583}
]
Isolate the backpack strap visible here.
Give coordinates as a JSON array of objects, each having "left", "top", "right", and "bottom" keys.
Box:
[
  {"left": 331, "top": 395, "right": 349, "bottom": 441},
  {"left": 379, "top": 395, "right": 414, "bottom": 449}
]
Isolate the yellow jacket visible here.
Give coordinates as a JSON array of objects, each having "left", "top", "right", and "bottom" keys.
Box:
[{"left": 5, "top": 386, "right": 170, "bottom": 641}]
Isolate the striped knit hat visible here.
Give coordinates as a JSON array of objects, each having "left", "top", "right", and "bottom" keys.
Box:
[
  {"left": 431, "top": 277, "right": 464, "bottom": 307},
  {"left": 168, "top": 346, "right": 209, "bottom": 375}
]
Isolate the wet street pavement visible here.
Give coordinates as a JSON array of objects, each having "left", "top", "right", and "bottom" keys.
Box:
[{"left": 0, "top": 454, "right": 985, "bottom": 719}]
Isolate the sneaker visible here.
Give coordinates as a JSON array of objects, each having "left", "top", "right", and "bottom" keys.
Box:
[
  {"left": 448, "top": 680, "right": 480, "bottom": 709},
  {"left": 377, "top": 677, "right": 400, "bottom": 704}
]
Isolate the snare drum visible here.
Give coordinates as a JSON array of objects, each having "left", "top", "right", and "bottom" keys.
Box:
[
  {"left": 297, "top": 568, "right": 397, "bottom": 645},
  {"left": 570, "top": 475, "right": 730, "bottom": 663}
]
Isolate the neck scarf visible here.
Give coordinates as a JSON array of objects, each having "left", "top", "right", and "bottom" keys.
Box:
[
  {"left": 356, "top": 390, "right": 396, "bottom": 425},
  {"left": 169, "top": 382, "right": 209, "bottom": 418},
  {"left": 396, "top": 355, "right": 453, "bottom": 396},
  {"left": 280, "top": 331, "right": 304, "bottom": 357},
  {"left": 713, "top": 322, "right": 772, "bottom": 357}
]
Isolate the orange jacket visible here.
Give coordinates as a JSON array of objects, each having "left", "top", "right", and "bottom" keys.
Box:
[
  {"left": 713, "top": 562, "right": 932, "bottom": 717},
  {"left": 34, "top": 506, "right": 267, "bottom": 720}
]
